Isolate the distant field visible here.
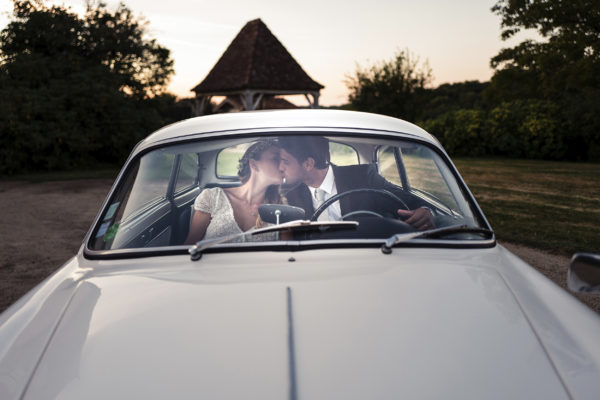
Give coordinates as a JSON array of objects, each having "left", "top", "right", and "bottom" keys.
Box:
[{"left": 453, "top": 158, "right": 600, "bottom": 256}]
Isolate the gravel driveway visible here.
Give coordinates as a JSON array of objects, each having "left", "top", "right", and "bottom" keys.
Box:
[{"left": 1, "top": 179, "right": 598, "bottom": 314}]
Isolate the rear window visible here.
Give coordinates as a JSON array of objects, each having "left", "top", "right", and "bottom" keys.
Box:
[
  {"left": 216, "top": 143, "right": 250, "bottom": 178},
  {"left": 330, "top": 142, "right": 358, "bottom": 166}
]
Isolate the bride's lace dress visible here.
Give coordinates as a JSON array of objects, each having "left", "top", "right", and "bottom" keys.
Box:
[{"left": 193, "top": 187, "right": 276, "bottom": 242}]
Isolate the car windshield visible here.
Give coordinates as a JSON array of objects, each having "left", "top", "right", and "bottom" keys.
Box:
[{"left": 88, "top": 133, "right": 488, "bottom": 252}]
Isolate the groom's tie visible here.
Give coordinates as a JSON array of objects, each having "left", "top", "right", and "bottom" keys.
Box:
[{"left": 314, "top": 188, "right": 328, "bottom": 221}]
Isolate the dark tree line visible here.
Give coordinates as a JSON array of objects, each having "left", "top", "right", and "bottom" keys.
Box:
[
  {"left": 2, "top": 0, "right": 598, "bottom": 176},
  {"left": 346, "top": 0, "right": 600, "bottom": 161},
  {"left": 0, "top": 0, "right": 190, "bottom": 175}
]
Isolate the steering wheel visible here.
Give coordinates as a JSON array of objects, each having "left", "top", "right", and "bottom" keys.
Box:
[{"left": 311, "top": 188, "right": 409, "bottom": 221}]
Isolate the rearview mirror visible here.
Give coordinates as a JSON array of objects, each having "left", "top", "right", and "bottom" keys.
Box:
[
  {"left": 567, "top": 253, "right": 600, "bottom": 293},
  {"left": 258, "top": 204, "right": 306, "bottom": 225}
]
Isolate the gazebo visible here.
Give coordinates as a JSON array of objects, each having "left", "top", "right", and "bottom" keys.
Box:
[{"left": 191, "top": 19, "right": 324, "bottom": 115}]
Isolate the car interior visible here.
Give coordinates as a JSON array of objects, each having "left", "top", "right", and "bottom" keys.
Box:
[{"left": 89, "top": 134, "right": 477, "bottom": 251}]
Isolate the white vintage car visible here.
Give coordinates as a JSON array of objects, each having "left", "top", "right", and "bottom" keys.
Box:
[{"left": 1, "top": 110, "right": 599, "bottom": 399}]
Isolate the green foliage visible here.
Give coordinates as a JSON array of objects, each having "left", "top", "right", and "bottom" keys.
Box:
[
  {"left": 424, "top": 100, "right": 565, "bottom": 159},
  {"left": 483, "top": 0, "right": 600, "bottom": 161},
  {"left": 490, "top": 0, "right": 600, "bottom": 94},
  {"left": 422, "top": 109, "right": 487, "bottom": 157},
  {"left": 82, "top": 1, "right": 173, "bottom": 96},
  {"left": 0, "top": 0, "right": 184, "bottom": 175},
  {"left": 418, "top": 81, "right": 490, "bottom": 121},
  {"left": 487, "top": 100, "right": 564, "bottom": 159},
  {"left": 492, "top": 0, "right": 600, "bottom": 53},
  {"left": 1, "top": 0, "right": 174, "bottom": 96},
  {"left": 345, "top": 49, "right": 432, "bottom": 121}
]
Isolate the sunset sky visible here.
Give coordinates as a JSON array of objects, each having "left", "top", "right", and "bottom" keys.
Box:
[{"left": 0, "top": 0, "right": 536, "bottom": 106}]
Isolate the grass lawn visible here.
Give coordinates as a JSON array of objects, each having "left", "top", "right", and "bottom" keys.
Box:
[{"left": 453, "top": 158, "right": 600, "bottom": 256}]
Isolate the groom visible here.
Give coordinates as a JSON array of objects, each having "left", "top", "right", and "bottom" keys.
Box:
[{"left": 277, "top": 136, "right": 434, "bottom": 231}]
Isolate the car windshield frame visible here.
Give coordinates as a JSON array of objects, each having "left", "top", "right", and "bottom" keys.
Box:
[{"left": 84, "top": 128, "right": 495, "bottom": 260}]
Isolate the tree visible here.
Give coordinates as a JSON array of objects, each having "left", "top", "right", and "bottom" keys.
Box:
[
  {"left": 82, "top": 1, "right": 173, "bottom": 97},
  {"left": 417, "top": 80, "right": 490, "bottom": 121},
  {"left": 1, "top": 0, "right": 173, "bottom": 97},
  {"left": 345, "top": 49, "right": 433, "bottom": 121},
  {"left": 492, "top": 0, "right": 600, "bottom": 55},
  {"left": 487, "top": 0, "right": 600, "bottom": 160},
  {"left": 490, "top": 0, "right": 600, "bottom": 98},
  {"left": 0, "top": 0, "right": 176, "bottom": 174}
]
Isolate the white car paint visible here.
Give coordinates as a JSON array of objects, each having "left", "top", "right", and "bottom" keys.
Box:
[
  {"left": 1, "top": 247, "right": 600, "bottom": 399},
  {"left": 1, "top": 110, "right": 599, "bottom": 399},
  {"left": 136, "top": 109, "right": 439, "bottom": 154}
]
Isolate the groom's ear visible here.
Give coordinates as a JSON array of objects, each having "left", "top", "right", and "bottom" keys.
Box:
[{"left": 302, "top": 157, "right": 315, "bottom": 171}]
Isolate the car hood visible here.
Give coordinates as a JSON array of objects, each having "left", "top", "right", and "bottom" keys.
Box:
[{"left": 22, "top": 248, "right": 570, "bottom": 399}]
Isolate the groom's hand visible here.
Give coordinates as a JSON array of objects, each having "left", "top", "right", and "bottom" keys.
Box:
[{"left": 397, "top": 208, "right": 434, "bottom": 231}]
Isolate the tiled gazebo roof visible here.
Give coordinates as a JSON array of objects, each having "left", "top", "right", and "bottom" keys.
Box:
[{"left": 192, "top": 19, "right": 323, "bottom": 94}]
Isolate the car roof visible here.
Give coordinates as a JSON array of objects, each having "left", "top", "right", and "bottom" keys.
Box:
[{"left": 135, "top": 109, "right": 440, "bottom": 154}]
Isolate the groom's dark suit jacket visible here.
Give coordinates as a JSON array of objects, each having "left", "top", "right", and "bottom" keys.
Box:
[{"left": 284, "top": 164, "right": 420, "bottom": 219}]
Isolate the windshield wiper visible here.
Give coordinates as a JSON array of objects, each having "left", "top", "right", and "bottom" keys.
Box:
[
  {"left": 189, "top": 220, "right": 359, "bottom": 261},
  {"left": 381, "top": 224, "right": 494, "bottom": 254}
]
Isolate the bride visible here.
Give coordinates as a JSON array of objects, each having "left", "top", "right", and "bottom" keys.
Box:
[{"left": 185, "top": 140, "right": 283, "bottom": 244}]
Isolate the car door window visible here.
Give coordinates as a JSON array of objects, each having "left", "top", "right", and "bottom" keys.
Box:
[
  {"left": 401, "top": 146, "right": 459, "bottom": 210},
  {"left": 119, "top": 150, "right": 174, "bottom": 221},
  {"left": 175, "top": 153, "right": 198, "bottom": 193},
  {"left": 377, "top": 145, "right": 403, "bottom": 187}
]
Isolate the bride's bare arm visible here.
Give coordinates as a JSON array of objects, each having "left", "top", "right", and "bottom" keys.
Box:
[{"left": 184, "top": 210, "right": 211, "bottom": 244}]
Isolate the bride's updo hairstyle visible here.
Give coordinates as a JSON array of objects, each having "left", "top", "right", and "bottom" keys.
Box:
[{"left": 236, "top": 139, "right": 281, "bottom": 207}]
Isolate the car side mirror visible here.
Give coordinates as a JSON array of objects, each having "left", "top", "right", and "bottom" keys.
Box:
[
  {"left": 258, "top": 204, "right": 306, "bottom": 225},
  {"left": 567, "top": 253, "right": 600, "bottom": 293}
]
